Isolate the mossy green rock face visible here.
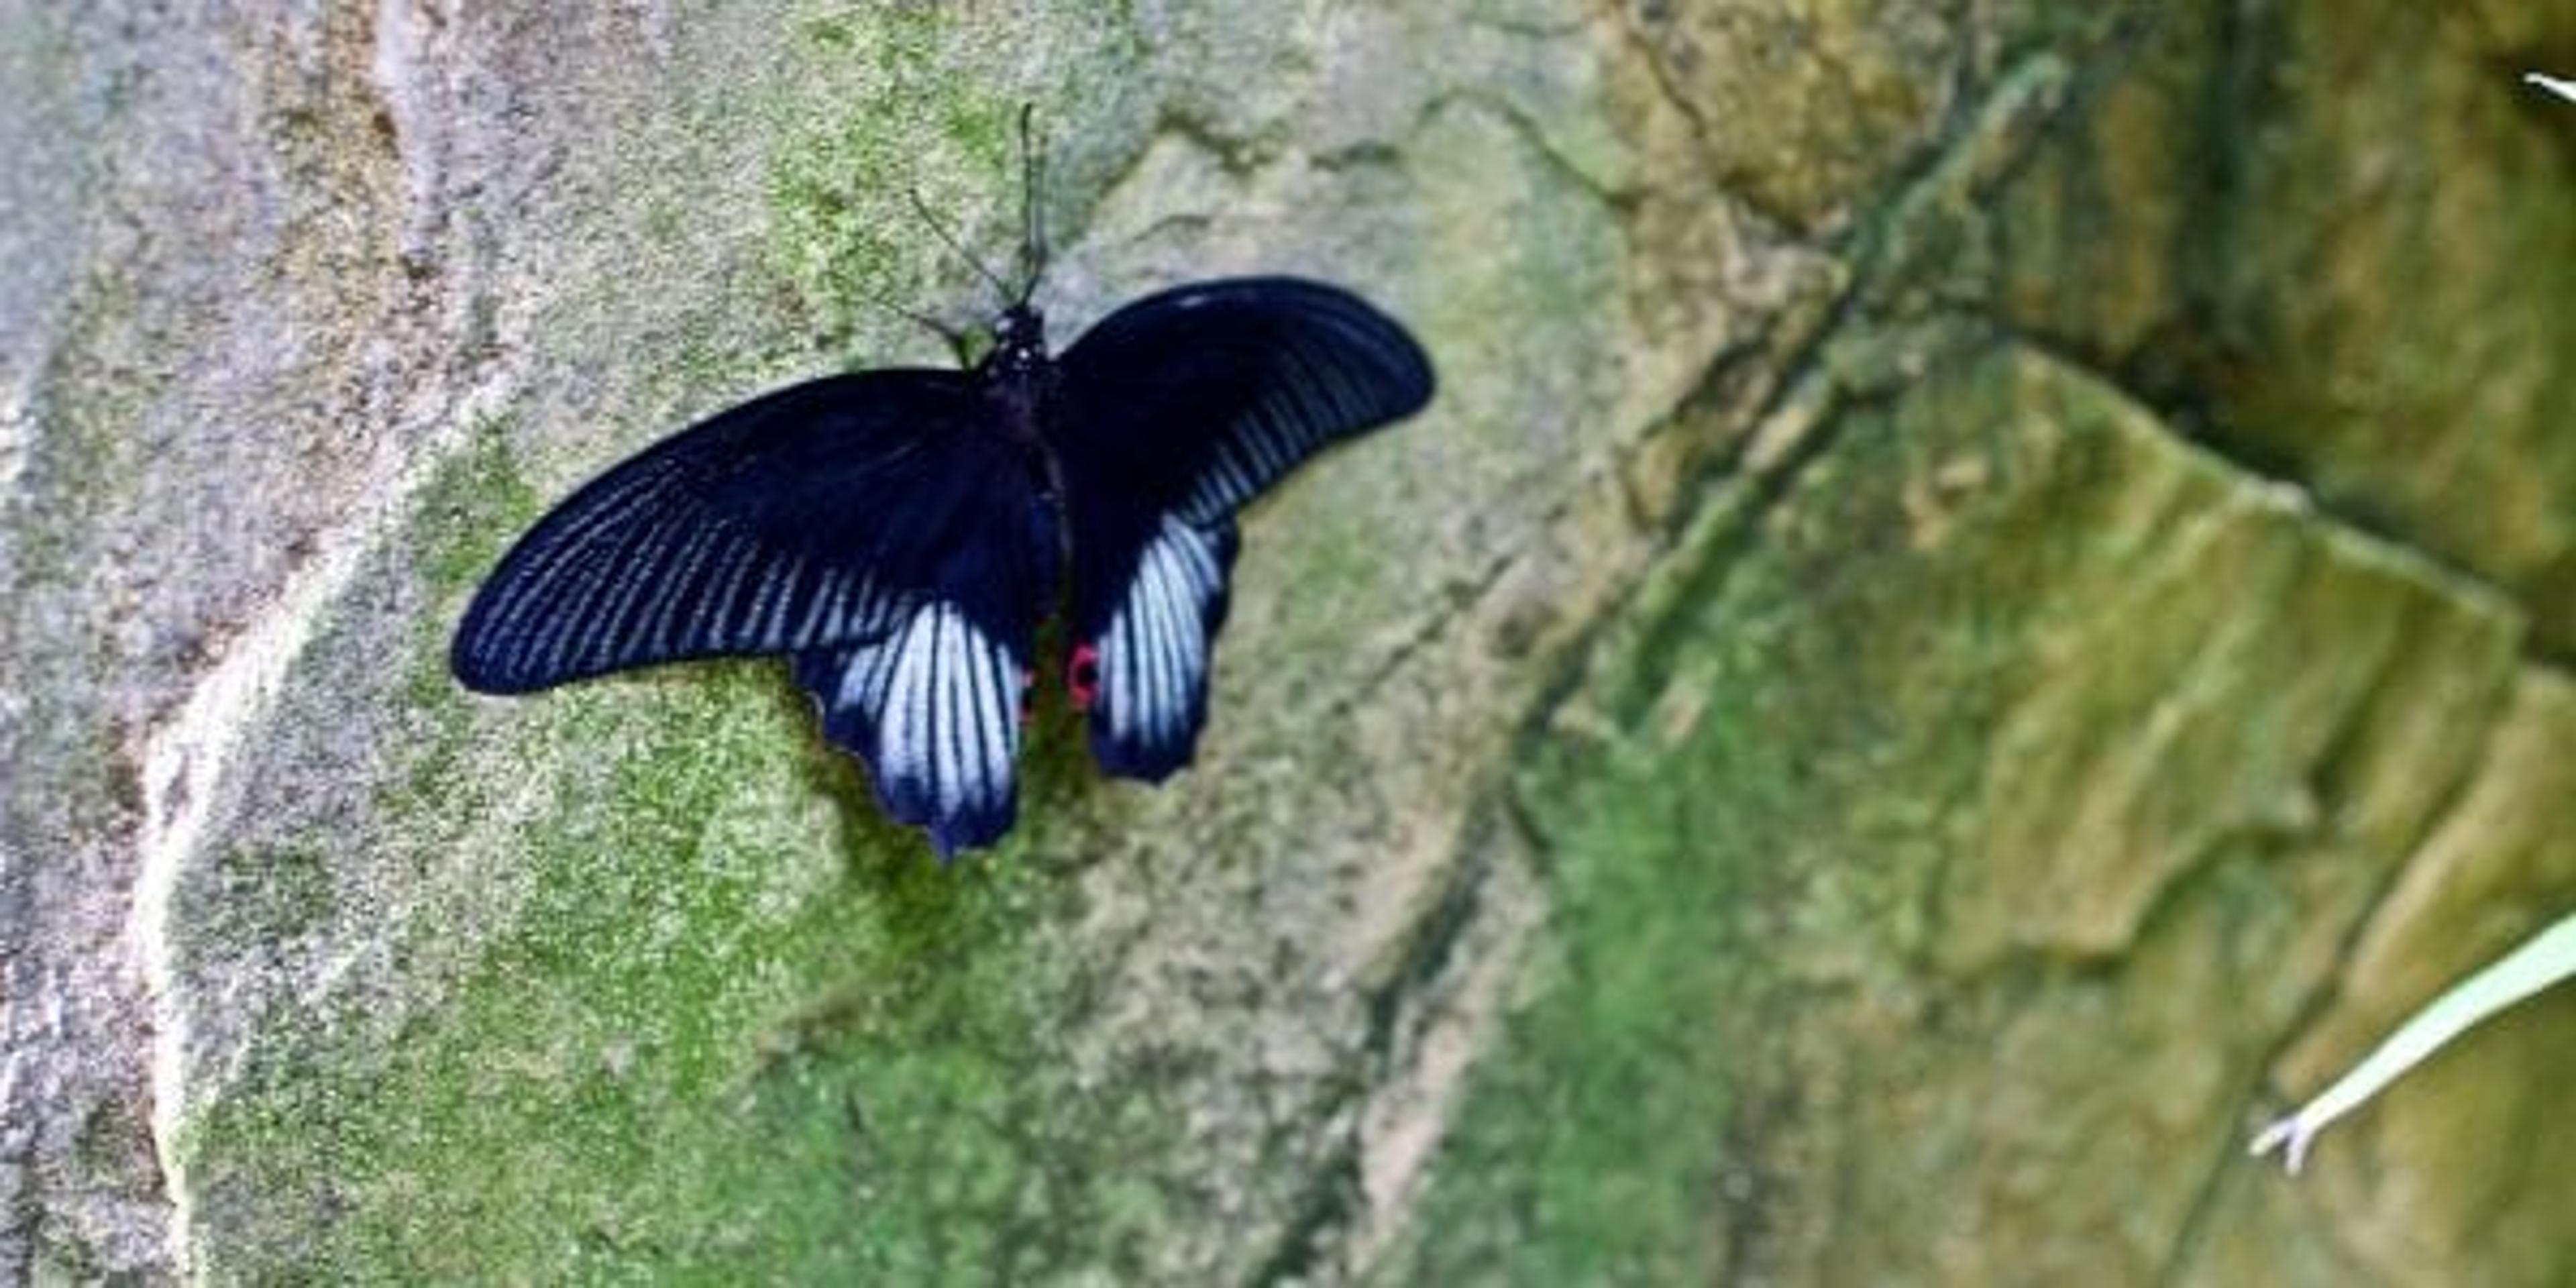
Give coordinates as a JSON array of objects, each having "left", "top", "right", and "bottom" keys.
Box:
[
  {"left": 1998, "top": 0, "right": 2576, "bottom": 657},
  {"left": 1385, "top": 344, "right": 2532, "bottom": 1283},
  {"left": 3, "top": 1, "right": 2568, "bottom": 1283}
]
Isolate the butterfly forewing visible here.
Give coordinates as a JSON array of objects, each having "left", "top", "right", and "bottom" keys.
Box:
[
  {"left": 451, "top": 371, "right": 987, "bottom": 693},
  {"left": 1053, "top": 277, "right": 1435, "bottom": 779},
  {"left": 1055, "top": 277, "right": 1435, "bottom": 521}
]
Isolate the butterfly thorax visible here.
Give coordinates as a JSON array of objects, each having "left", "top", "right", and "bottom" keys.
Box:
[
  {"left": 978, "top": 303, "right": 1068, "bottom": 544},
  {"left": 978, "top": 303, "right": 1056, "bottom": 443},
  {"left": 981, "top": 305, "right": 1049, "bottom": 379}
]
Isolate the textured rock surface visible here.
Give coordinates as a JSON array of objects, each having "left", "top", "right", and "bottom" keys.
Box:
[
  {"left": 1, "top": 1, "right": 2567, "bottom": 1282},
  {"left": 1996, "top": 0, "right": 2576, "bottom": 657}
]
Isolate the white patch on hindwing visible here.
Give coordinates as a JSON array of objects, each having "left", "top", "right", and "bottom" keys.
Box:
[
  {"left": 1099, "top": 515, "right": 1226, "bottom": 749},
  {"left": 832, "top": 600, "right": 1019, "bottom": 820}
]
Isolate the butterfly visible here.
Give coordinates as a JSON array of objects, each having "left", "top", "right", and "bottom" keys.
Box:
[{"left": 449, "top": 117, "right": 1435, "bottom": 858}]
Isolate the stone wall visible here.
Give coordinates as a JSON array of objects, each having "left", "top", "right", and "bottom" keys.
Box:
[{"left": 3, "top": 1, "right": 2567, "bottom": 1281}]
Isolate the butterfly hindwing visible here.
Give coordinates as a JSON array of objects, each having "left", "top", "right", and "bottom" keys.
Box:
[
  {"left": 1076, "top": 515, "right": 1240, "bottom": 781},
  {"left": 792, "top": 597, "right": 1031, "bottom": 859},
  {"left": 1053, "top": 276, "right": 1434, "bottom": 780},
  {"left": 797, "top": 482, "right": 1057, "bottom": 859}
]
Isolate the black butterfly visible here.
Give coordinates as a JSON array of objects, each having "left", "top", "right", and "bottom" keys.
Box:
[{"left": 450, "top": 123, "right": 1434, "bottom": 858}]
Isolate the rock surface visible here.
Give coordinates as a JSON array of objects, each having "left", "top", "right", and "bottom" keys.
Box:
[{"left": 1, "top": 1, "right": 2566, "bottom": 1281}]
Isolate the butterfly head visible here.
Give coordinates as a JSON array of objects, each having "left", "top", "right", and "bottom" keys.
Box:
[{"left": 986, "top": 303, "right": 1049, "bottom": 376}]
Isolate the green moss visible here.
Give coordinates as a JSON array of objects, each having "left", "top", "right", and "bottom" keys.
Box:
[
  {"left": 1377, "top": 351, "right": 2019, "bottom": 1277},
  {"left": 1381, "top": 356, "right": 2005, "bottom": 1283},
  {"left": 416, "top": 414, "right": 541, "bottom": 598},
  {"left": 761, "top": 7, "right": 1075, "bottom": 349},
  {"left": 388, "top": 417, "right": 542, "bottom": 818},
  {"left": 182, "top": 625, "right": 1151, "bottom": 1279}
]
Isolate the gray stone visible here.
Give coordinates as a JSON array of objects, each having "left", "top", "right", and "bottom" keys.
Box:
[{"left": 3, "top": 1, "right": 2565, "bottom": 1281}]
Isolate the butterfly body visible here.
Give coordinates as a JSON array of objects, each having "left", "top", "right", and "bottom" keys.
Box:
[
  {"left": 977, "top": 304, "right": 1058, "bottom": 445},
  {"left": 454, "top": 276, "right": 1432, "bottom": 857}
]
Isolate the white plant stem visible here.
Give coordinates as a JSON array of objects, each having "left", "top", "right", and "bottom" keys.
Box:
[{"left": 2251, "top": 910, "right": 2576, "bottom": 1175}]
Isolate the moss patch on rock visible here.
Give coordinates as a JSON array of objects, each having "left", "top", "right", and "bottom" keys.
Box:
[{"left": 174, "top": 392, "right": 1177, "bottom": 1281}]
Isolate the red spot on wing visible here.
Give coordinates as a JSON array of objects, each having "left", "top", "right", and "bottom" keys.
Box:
[{"left": 1067, "top": 642, "right": 1101, "bottom": 712}]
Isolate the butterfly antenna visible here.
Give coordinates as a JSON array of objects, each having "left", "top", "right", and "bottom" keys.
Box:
[
  {"left": 1017, "top": 103, "right": 1049, "bottom": 305},
  {"left": 857, "top": 288, "right": 976, "bottom": 365},
  {"left": 906, "top": 183, "right": 1015, "bottom": 307}
]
